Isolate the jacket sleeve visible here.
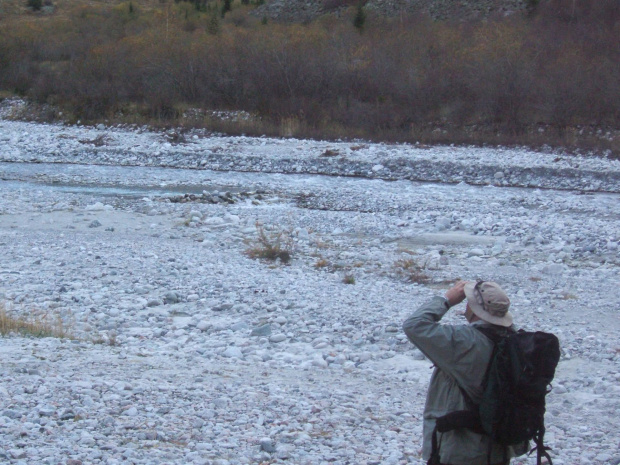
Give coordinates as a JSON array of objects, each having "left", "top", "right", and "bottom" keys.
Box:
[{"left": 402, "top": 296, "right": 479, "bottom": 383}]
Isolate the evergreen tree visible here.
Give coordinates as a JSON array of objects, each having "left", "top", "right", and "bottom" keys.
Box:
[
  {"left": 353, "top": 3, "right": 366, "bottom": 31},
  {"left": 27, "top": 0, "right": 43, "bottom": 11},
  {"left": 207, "top": 11, "right": 220, "bottom": 34},
  {"left": 221, "top": 0, "right": 231, "bottom": 17}
]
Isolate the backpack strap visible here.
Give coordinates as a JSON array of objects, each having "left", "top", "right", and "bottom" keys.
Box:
[
  {"left": 530, "top": 427, "right": 554, "bottom": 465},
  {"left": 475, "top": 325, "right": 514, "bottom": 465},
  {"left": 427, "top": 426, "right": 441, "bottom": 465},
  {"left": 474, "top": 324, "right": 516, "bottom": 343}
]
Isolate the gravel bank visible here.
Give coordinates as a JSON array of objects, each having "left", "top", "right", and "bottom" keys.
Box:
[{"left": 1, "top": 117, "right": 619, "bottom": 465}]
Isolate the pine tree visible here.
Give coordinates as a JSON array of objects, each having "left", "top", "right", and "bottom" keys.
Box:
[
  {"left": 27, "top": 0, "right": 43, "bottom": 11},
  {"left": 221, "top": 0, "right": 231, "bottom": 17},
  {"left": 353, "top": 3, "right": 366, "bottom": 32},
  {"left": 207, "top": 11, "right": 220, "bottom": 34}
]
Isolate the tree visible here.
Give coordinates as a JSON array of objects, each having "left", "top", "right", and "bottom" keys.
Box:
[
  {"left": 353, "top": 3, "right": 366, "bottom": 31},
  {"left": 207, "top": 11, "right": 220, "bottom": 34},
  {"left": 27, "top": 0, "right": 43, "bottom": 11},
  {"left": 221, "top": 0, "right": 231, "bottom": 17}
]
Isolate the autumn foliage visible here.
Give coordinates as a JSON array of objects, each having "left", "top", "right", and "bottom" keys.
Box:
[{"left": 1, "top": 0, "right": 619, "bottom": 153}]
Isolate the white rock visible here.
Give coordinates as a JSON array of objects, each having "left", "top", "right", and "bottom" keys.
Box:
[
  {"left": 542, "top": 264, "right": 565, "bottom": 276},
  {"left": 222, "top": 347, "right": 243, "bottom": 358},
  {"left": 85, "top": 202, "right": 106, "bottom": 211},
  {"left": 312, "top": 356, "right": 328, "bottom": 368},
  {"left": 269, "top": 334, "right": 287, "bottom": 343},
  {"left": 123, "top": 406, "right": 138, "bottom": 417},
  {"left": 196, "top": 321, "right": 210, "bottom": 331}
]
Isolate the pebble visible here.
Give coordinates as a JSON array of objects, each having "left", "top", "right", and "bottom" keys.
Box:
[
  {"left": 260, "top": 437, "right": 276, "bottom": 453},
  {"left": 269, "top": 334, "right": 287, "bottom": 343},
  {"left": 222, "top": 346, "right": 244, "bottom": 358},
  {"left": 251, "top": 324, "right": 272, "bottom": 337}
]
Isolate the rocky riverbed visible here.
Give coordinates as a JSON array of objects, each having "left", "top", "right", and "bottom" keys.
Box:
[{"left": 0, "top": 116, "right": 619, "bottom": 465}]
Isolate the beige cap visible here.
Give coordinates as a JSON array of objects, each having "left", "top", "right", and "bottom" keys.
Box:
[{"left": 464, "top": 281, "right": 513, "bottom": 327}]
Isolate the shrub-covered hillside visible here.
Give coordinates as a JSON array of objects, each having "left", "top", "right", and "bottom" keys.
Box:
[{"left": 1, "top": 0, "right": 619, "bottom": 155}]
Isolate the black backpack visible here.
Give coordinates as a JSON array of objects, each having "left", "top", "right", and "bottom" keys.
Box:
[{"left": 428, "top": 327, "right": 561, "bottom": 465}]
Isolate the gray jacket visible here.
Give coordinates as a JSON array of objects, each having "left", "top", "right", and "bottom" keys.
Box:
[{"left": 403, "top": 296, "right": 528, "bottom": 465}]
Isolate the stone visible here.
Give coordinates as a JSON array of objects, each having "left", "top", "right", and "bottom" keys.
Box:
[
  {"left": 2, "top": 409, "right": 21, "bottom": 419},
  {"left": 434, "top": 217, "right": 451, "bottom": 231},
  {"left": 542, "top": 264, "right": 565, "bottom": 276},
  {"left": 37, "top": 405, "right": 56, "bottom": 417},
  {"left": 163, "top": 292, "right": 180, "bottom": 304},
  {"left": 251, "top": 324, "right": 272, "bottom": 337},
  {"left": 196, "top": 320, "right": 211, "bottom": 331},
  {"left": 312, "top": 356, "right": 328, "bottom": 368},
  {"left": 231, "top": 321, "right": 250, "bottom": 332},
  {"left": 222, "top": 346, "right": 243, "bottom": 358},
  {"left": 269, "top": 334, "right": 287, "bottom": 343},
  {"left": 260, "top": 438, "right": 276, "bottom": 453},
  {"left": 123, "top": 407, "right": 138, "bottom": 417},
  {"left": 468, "top": 248, "right": 485, "bottom": 257}
]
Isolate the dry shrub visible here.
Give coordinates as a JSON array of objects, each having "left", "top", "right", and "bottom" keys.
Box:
[
  {"left": 0, "top": 302, "right": 73, "bottom": 339},
  {"left": 245, "top": 223, "right": 293, "bottom": 264},
  {"left": 314, "top": 257, "right": 330, "bottom": 268},
  {"left": 79, "top": 134, "right": 110, "bottom": 146},
  {"left": 394, "top": 258, "right": 430, "bottom": 284}
]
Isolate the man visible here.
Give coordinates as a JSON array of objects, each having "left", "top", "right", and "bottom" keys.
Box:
[{"left": 403, "top": 280, "right": 528, "bottom": 465}]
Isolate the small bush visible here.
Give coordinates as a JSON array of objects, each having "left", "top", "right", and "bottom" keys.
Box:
[
  {"left": 343, "top": 274, "right": 356, "bottom": 284},
  {"left": 0, "top": 303, "right": 72, "bottom": 339},
  {"left": 79, "top": 134, "right": 109, "bottom": 146},
  {"left": 92, "top": 331, "right": 118, "bottom": 346},
  {"left": 394, "top": 258, "right": 430, "bottom": 284},
  {"left": 245, "top": 223, "right": 293, "bottom": 264},
  {"left": 314, "top": 257, "right": 329, "bottom": 268}
]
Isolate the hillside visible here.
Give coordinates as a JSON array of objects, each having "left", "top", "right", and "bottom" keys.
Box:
[{"left": 1, "top": 0, "right": 619, "bottom": 156}]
